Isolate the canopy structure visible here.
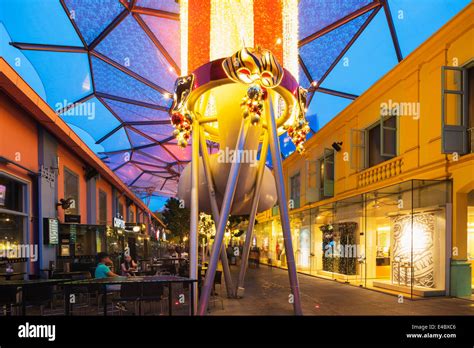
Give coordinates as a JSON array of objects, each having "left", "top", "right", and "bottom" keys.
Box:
[{"left": 0, "top": 0, "right": 469, "bottom": 208}]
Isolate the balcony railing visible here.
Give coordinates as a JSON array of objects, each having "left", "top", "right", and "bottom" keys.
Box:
[{"left": 357, "top": 157, "right": 403, "bottom": 188}]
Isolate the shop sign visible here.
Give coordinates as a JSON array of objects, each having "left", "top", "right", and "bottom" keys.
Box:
[
  {"left": 70, "top": 224, "right": 77, "bottom": 243},
  {"left": 43, "top": 218, "right": 59, "bottom": 245},
  {"left": 114, "top": 217, "right": 125, "bottom": 229},
  {"left": 65, "top": 214, "right": 81, "bottom": 223}
]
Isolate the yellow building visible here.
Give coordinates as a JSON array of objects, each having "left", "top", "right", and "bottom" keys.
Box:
[{"left": 254, "top": 3, "right": 474, "bottom": 299}]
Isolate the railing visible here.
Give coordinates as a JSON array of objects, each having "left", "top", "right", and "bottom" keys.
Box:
[{"left": 357, "top": 157, "right": 403, "bottom": 187}]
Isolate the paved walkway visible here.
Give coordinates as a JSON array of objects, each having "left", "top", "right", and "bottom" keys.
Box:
[{"left": 208, "top": 265, "right": 474, "bottom": 315}]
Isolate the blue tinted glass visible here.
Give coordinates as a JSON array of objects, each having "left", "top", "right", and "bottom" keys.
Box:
[
  {"left": 321, "top": 10, "right": 398, "bottom": 95},
  {"left": 91, "top": 56, "right": 171, "bottom": 106},
  {"left": 61, "top": 97, "right": 121, "bottom": 140},
  {"left": 95, "top": 14, "right": 177, "bottom": 91},
  {"left": 64, "top": 0, "right": 125, "bottom": 44},
  {"left": 141, "top": 15, "right": 180, "bottom": 68},
  {"left": 299, "top": 10, "right": 372, "bottom": 84},
  {"left": 135, "top": 0, "right": 180, "bottom": 13},
  {"left": 299, "top": 0, "right": 372, "bottom": 39},
  {"left": 126, "top": 128, "right": 155, "bottom": 147},
  {"left": 21, "top": 50, "right": 91, "bottom": 108},
  {"left": 100, "top": 127, "right": 131, "bottom": 152},
  {"left": 101, "top": 98, "right": 169, "bottom": 122},
  {"left": 0, "top": 0, "right": 82, "bottom": 46}
]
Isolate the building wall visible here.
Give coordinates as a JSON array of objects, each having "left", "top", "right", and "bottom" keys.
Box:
[{"left": 257, "top": 4, "right": 474, "bottom": 296}]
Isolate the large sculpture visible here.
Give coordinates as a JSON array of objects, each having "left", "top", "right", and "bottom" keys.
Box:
[{"left": 170, "top": 46, "right": 309, "bottom": 315}]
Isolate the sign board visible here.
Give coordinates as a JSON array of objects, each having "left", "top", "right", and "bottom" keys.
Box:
[
  {"left": 65, "top": 214, "right": 81, "bottom": 223},
  {"left": 43, "top": 218, "right": 59, "bottom": 245},
  {"left": 70, "top": 224, "right": 77, "bottom": 243},
  {"left": 114, "top": 217, "right": 126, "bottom": 229}
]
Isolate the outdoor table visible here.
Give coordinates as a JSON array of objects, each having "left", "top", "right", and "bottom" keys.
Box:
[
  {"left": 0, "top": 278, "right": 68, "bottom": 315},
  {"left": 0, "top": 272, "right": 25, "bottom": 280},
  {"left": 62, "top": 275, "right": 197, "bottom": 316},
  {"left": 52, "top": 271, "right": 90, "bottom": 279}
]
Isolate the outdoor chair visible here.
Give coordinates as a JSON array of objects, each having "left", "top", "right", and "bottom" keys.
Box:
[
  {"left": 112, "top": 283, "right": 141, "bottom": 316},
  {"left": 138, "top": 283, "right": 167, "bottom": 315},
  {"left": 0, "top": 287, "right": 20, "bottom": 316},
  {"left": 21, "top": 284, "right": 54, "bottom": 315}
]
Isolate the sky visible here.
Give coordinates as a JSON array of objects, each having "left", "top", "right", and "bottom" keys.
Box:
[{"left": 0, "top": 0, "right": 470, "bottom": 211}]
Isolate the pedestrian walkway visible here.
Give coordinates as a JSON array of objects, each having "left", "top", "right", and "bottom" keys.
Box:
[{"left": 208, "top": 266, "right": 474, "bottom": 315}]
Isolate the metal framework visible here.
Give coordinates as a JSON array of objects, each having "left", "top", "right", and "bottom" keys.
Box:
[
  {"left": 10, "top": 0, "right": 405, "bottom": 200},
  {"left": 11, "top": 0, "right": 182, "bottom": 196}
]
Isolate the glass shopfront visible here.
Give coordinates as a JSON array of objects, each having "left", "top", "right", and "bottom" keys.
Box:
[
  {"left": 0, "top": 174, "right": 28, "bottom": 274},
  {"left": 253, "top": 179, "right": 451, "bottom": 298}
]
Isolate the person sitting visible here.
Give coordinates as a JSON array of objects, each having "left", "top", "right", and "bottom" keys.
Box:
[
  {"left": 120, "top": 255, "right": 137, "bottom": 276},
  {"left": 95, "top": 252, "right": 119, "bottom": 279}
]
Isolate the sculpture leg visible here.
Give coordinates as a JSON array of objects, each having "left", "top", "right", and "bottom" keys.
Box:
[
  {"left": 199, "top": 128, "right": 235, "bottom": 298},
  {"left": 265, "top": 95, "right": 303, "bottom": 315},
  {"left": 197, "top": 119, "right": 249, "bottom": 315},
  {"left": 236, "top": 132, "right": 269, "bottom": 297}
]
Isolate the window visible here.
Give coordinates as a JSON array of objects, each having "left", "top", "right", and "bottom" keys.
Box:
[
  {"left": 367, "top": 116, "right": 397, "bottom": 167},
  {"left": 351, "top": 116, "right": 397, "bottom": 170},
  {"left": 317, "top": 149, "right": 334, "bottom": 199},
  {"left": 118, "top": 201, "right": 124, "bottom": 219},
  {"left": 64, "top": 168, "right": 79, "bottom": 215},
  {"left": 441, "top": 65, "right": 472, "bottom": 154},
  {"left": 306, "top": 160, "right": 318, "bottom": 203},
  {"left": 98, "top": 190, "right": 107, "bottom": 225},
  {"left": 0, "top": 174, "right": 28, "bottom": 268},
  {"left": 128, "top": 207, "right": 135, "bottom": 223},
  {"left": 290, "top": 173, "right": 300, "bottom": 209}
]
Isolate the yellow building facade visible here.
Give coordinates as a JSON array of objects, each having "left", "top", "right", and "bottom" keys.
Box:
[{"left": 253, "top": 4, "right": 474, "bottom": 299}]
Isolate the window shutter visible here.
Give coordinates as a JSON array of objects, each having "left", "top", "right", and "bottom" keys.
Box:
[
  {"left": 380, "top": 115, "right": 397, "bottom": 157},
  {"left": 323, "top": 148, "right": 334, "bottom": 197},
  {"left": 350, "top": 128, "right": 365, "bottom": 170},
  {"left": 441, "top": 66, "right": 468, "bottom": 154},
  {"left": 306, "top": 160, "right": 318, "bottom": 203}
]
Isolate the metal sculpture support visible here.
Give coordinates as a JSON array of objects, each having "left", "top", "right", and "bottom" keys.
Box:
[
  {"left": 236, "top": 132, "right": 269, "bottom": 297},
  {"left": 265, "top": 96, "right": 303, "bottom": 315},
  {"left": 199, "top": 127, "right": 235, "bottom": 298}
]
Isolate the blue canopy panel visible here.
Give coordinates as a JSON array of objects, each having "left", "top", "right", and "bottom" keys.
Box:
[
  {"left": 91, "top": 56, "right": 171, "bottom": 107},
  {"left": 0, "top": 0, "right": 82, "bottom": 46},
  {"left": 130, "top": 172, "right": 178, "bottom": 196},
  {"left": 299, "top": 0, "right": 373, "bottom": 40},
  {"left": 132, "top": 151, "right": 169, "bottom": 166},
  {"left": 61, "top": 97, "right": 121, "bottom": 141},
  {"left": 0, "top": 23, "right": 47, "bottom": 100},
  {"left": 114, "top": 162, "right": 142, "bottom": 183},
  {"left": 100, "top": 127, "right": 131, "bottom": 152},
  {"left": 126, "top": 128, "right": 156, "bottom": 147},
  {"left": 299, "top": 9, "right": 373, "bottom": 85},
  {"left": 133, "top": 124, "right": 175, "bottom": 142},
  {"left": 141, "top": 15, "right": 180, "bottom": 68},
  {"left": 100, "top": 98, "right": 170, "bottom": 122},
  {"left": 19, "top": 50, "right": 91, "bottom": 109},
  {"left": 95, "top": 14, "right": 177, "bottom": 91},
  {"left": 64, "top": 0, "right": 126, "bottom": 45},
  {"left": 320, "top": 10, "right": 398, "bottom": 96},
  {"left": 135, "top": 0, "right": 180, "bottom": 13},
  {"left": 138, "top": 146, "right": 179, "bottom": 164},
  {"left": 102, "top": 152, "right": 131, "bottom": 168}
]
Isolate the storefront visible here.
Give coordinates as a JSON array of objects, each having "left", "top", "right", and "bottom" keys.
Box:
[
  {"left": 0, "top": 173, "right": 30, "bottom": 274},
  {"left": 254, "top": 179, "right": 451, "bottom": 298}
]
